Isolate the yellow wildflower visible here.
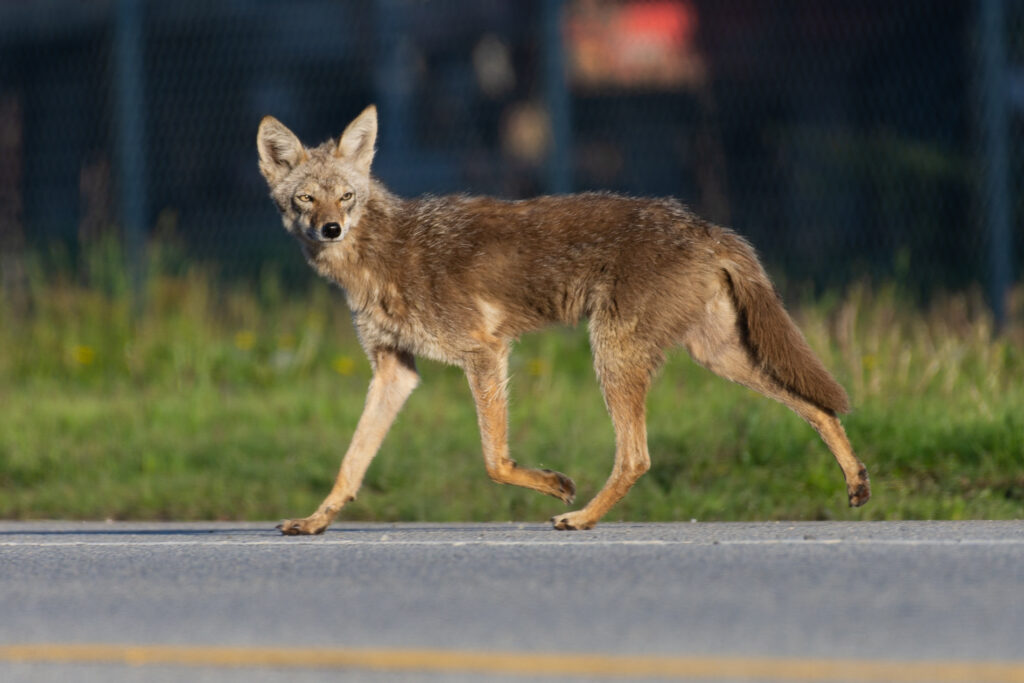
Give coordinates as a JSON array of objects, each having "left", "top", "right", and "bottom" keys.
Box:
[
  {"left": 332, "top": 355, "right": 356, "bottom": 376},
  {"left": 234, "top": 331, "right": 256, "bottom": 351},
  {"left": 71, "top": 345, "right": 96, "bottom": 366},
  {"left": 527, "top": 358, "right": 547, "bottom": 377}
]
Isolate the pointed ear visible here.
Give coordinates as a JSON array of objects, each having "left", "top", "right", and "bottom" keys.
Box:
[
  {"left": 257, "top": 116, "right": 306, "bottom": 184},
  {"left": 336, "top": 105, "right": 377, "bottom": 173}
]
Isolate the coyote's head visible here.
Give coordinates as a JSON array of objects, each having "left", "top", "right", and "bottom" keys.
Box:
[{"left": 257, "top": 105, "right": 377, "bottom": 245}]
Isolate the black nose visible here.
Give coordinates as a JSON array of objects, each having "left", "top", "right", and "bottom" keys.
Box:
[{"left": 321, "top": 222, "right": 342, "bottom": 239}]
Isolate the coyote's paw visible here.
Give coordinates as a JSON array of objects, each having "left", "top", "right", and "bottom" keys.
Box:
[
  {"left": 543, "top": 469, "right": 576, "bottom": 505},
  {"left": 846, "top": 468, "right": 871, "bottom": 508},
  {"left": 551, "top": 510, "right": 597, "bottom": 531},
  {"left": 277, "top": 516, "right": 329, "bottom": 536}
]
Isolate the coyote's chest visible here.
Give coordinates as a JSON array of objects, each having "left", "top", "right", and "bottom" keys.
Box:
[
  {"left": 307, "top": 243, "right": 459, "bottom": 362},
  {"left": 352, "top": 300, "right": 455, "bottom": 365}
]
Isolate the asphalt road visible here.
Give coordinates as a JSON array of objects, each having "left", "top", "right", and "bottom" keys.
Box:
[{"left": 1, "top": 521, "right": 1023, "bottom": 682}]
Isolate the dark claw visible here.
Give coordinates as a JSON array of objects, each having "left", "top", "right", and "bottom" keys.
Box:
[{"left": 848, "top": 481, "right": 871, "bottom": 507}]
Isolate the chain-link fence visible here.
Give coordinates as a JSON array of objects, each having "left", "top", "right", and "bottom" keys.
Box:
[{"left": 1, "top": 0, "right": 1021, "bottom": 318}]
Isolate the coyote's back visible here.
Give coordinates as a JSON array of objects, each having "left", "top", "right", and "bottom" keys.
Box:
[{"left": 257, "top": 104, "right": 869, "bottom": 535}]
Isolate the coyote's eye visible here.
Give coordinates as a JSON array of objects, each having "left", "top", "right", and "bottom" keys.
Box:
[
  {"left": 296, "top": 193, "right": 313, "bottom": 203},
  {"left": 341, "top": 192, "right": 354, "bottom": 201}
]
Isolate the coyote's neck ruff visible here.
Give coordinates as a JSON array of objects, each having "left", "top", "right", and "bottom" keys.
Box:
[{"left": 258, "top": 105, "right": 869, "bottom": 535}]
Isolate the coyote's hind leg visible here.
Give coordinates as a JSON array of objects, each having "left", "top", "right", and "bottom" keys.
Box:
[
  {"left": 552, "top": 330, "right": 656, "bottom": 531},
  {"left": 465, "top": 345, "right": 576, "bottom": 505},
  {"left": 684, "top": 291, "right": 870, "bottom": 507}
]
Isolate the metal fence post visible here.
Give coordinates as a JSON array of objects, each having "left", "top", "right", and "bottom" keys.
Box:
[
  {"left": 975, "top": 0, "right": 1012, "bottom": 331},
  {"left": 113, "top": 0, "right": 148, "bottom": 311},
  {"left": 541, "top": 0, "right": 572, "bottom": 195}
]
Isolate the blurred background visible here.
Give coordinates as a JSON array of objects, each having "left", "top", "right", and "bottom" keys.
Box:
[
  {"left": 2, "top": 1, "right": 1023, "bottom": 523},
  {"left": 1, "top": 0, "right": 1020, "bottom": 312}
]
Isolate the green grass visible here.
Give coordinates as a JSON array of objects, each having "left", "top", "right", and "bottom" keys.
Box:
[{"left": 1, "top": 249, "right": 1022, "bottom": 522}]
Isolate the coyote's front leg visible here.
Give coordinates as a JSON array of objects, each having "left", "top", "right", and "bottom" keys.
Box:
[
  {"left": 278, "top": 348, "right": 419, "bottom": 535},
  {"left": 464, "top": 346, "right": 576, "bottom": 505}
]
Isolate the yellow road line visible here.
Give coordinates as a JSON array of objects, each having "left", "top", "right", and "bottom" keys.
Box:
[{"left": 2, "top": 644, "right": 1024, "bottom": 682}]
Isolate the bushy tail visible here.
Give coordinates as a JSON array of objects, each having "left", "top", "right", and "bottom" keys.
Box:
[{"left": 718, "top": 233, "right": 850, "bottom": 414}]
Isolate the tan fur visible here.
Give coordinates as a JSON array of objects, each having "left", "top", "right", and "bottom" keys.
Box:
[{"left": 258, "top": 105, "right": 870, "bottom": 535}]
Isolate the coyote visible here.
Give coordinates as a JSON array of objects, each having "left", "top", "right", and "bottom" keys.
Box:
[{"left": 257, "top": 105, "right": 869, "bottom": 535}]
